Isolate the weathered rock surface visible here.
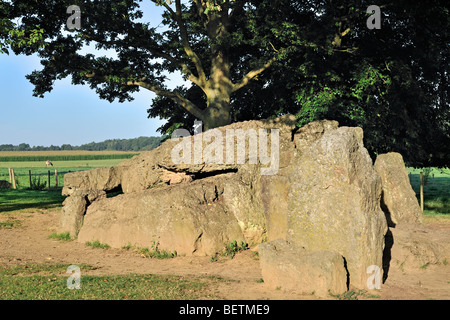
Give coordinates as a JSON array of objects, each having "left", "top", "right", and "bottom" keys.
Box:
[
  {"left": 283, "top": 121, "right": 388, "bottom": 289},
  {"left": 384, "top": 223, "right": 448, "bottom": 274},
  {"left": 374, "top": 152, "right": 423, "bottom": 226},
  {"left": 258, "top": 239, "right": 348, "bottom": 297},
  {"left": 62, "top": 167, "right": 121, "bottom": 196},
  {"left": 62, "top": 114, "right": 298, "bottom": 251},
  {"left": 60, "top": 189, "right": 106, "bottom": 237},
  {"left": 77, "top": 175, "right": 245, "bottom": 256},
  {"left": 59, "top": 115, "right": 432, "bottom": 292}
]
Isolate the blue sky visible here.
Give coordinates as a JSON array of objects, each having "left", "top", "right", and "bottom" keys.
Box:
[{"left": 0, "top": 3, "right": 184, "bottom": 147}]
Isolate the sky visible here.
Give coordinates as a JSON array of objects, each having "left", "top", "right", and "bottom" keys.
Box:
[{"left": 0, "top": 2, "right": 185, "bottom": 147}]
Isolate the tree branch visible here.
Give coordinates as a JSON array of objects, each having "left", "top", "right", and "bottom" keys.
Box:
[
  {"left": 150, "top": 48, "right": 202, "bottom": 87},
  {"left": 151, "top": 0, "right": 207, "bottom": 87},
  {"left": 232, "top": 57, "right": 276, "bottom": 92},
  {"left": 127, "top": 79, "right": 205, "bottom": 120},
  {"left": 80, "top": 68, "right": 205, "bottom": 120},
  {"left": 80, "top": 28, "right": 203, "bottom": 88}
]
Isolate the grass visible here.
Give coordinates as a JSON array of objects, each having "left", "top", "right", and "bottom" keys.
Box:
[
  {"left": 0, "top": 155, "right": 131, "bottom": 213},
  {"left": 0, "top": 160, "right": 125, "bottom": 189},
  {"left": 85, "top": 240, "right": 111, "bottom": 249},
  {"left": 0, "top": 159, "right": 127, "bottom": 170},
  {"left": 0, "top": 150, "right": 138, "bottom": 190},
  {"left": 0, "top": 150, "right": 139, "bottom": 157},
  {"left": 48, "top": 232, "right": 72, "bottom": 241},
  {"left": 0, "top": 188, "right": 66, "bottom": 213},
  {"left": 209, "top": 240, "right": 249, "bottom": 262},
  {"left": 0, "top": 150, "right": 138, "bottom": 163},
  {"left": 329, "top": 289, "right": 380, "bottom": 300},
  {"left": 0, "top": 263, "right": 210, "bottom": 300},
  {"left": 121, "top": 242, "right": 178, "bottom": 259},
  {"left": 407, "top": 167, "right": 450, "bottom": 219},
  {"left": 0, "top": 219, "right": 22, "bottom": 229},
  {"left": 0, "top": 158, "right": 448, "bottom": 300}
]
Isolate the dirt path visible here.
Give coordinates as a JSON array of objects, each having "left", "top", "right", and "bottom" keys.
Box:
[{"left": 0, "top": 209, "right": 449, "bottom": 300}]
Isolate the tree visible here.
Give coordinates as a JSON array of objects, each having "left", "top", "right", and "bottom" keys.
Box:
[
  {"left": 1, "top": 0, "right": 46, "bottom": 54},
  {"left": 0, "top": 0, "right": 12, "bottom": 54},
  {"left": 6, "top": 0, "right": 303, "bottom": 130},
  {"left": 285, "top": 0, "right": 449, "bottom": 167},
  {"left": 4, "top": 0, "right": 449, "bottom": 167}
]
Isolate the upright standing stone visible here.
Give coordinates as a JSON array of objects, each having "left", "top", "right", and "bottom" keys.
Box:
[
  {"left": 286, "top": 122, "right": 388, "bottom": 290},
  {"left": 374, "top": 152, "right": 423, "bottom": 226}
]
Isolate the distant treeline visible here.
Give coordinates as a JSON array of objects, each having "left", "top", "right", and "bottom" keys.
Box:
[
  {"left": 0, "top": 153, "right": 138, "bottom": 162},
  {"left": 0, "top": 136, "right": 165, "bottom": 152}
]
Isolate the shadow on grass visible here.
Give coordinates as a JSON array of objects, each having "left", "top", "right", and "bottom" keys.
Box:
[{"left": 0, "top": 188, "right": 66, "bottom": 213}]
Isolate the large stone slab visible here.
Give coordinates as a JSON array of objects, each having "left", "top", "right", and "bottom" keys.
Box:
[
  {"left": 374, "top": 152, "right": 423, "bottom": 226},
  {"left": 285, "top": 122, "right": 388, "bottom": 289},
  {"left": 76, "top": 176, "right": 245, "bottom": 256},
  {"left": 62, "top": 166, "right": 122, "bottom": 196},
  {"left": 259, "top": 239, "right": 348, "bottom": 297},
  {"left": 60, "top": 116, "right": 389, "bottom": 291}
]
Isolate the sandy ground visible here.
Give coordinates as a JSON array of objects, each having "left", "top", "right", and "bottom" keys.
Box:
[{"left": 0, "top": 209, "right": 449, "bottom": 300}]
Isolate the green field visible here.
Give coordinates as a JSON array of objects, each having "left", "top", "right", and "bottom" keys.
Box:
[
  {"left": 0, "top": 160, "right": 124, "bottom": 189},
  {"left": 0, "top": 151, "right": 136, "bottom": 212},
  {"left": 0, "top": 150, "right": 138, "bottom": 190},
  {"left": 408, "top": 167, "right": 450, "bottom": 218}
]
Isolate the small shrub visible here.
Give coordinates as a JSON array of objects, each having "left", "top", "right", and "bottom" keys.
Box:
[
  {"left": 123, "top": 242, "right": 177, "bottom": 259},
  {"left": 423, "top": 167, "right": 432, "bottom": 185},
  {"left": 140, "top": 247, "right": 177, "bottom": 259},
  {"left": 48, "top": 232, "right": 72, "bottom": 241},
  {"left": 210, "top": 240, "right": 249, "bottom": 262},
  {"left": 420, "top": 262, "right": 430, "bottom": 270},
  {"left": 29, "top": 175, "right": 47, "bottom": 190},
  {"left": 85, "top": 240, "right": 110, "bottom": 249},
  {"left": 121, "top": 243, "right": 134, "bottom": 250}
]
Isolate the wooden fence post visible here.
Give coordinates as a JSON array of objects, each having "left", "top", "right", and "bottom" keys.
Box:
[
  {"left": 29, "top": 170, "right": 32, "bottom": 188},
  {"left": 420, "top": 171, "right": 424, "bottom": 212},
  {"left": 8, "top": 168, "right": 12, "bottom": 183},
  {"left": 55, "top": 169, "right": 58, "bottom": 188},
  {"left": 48, "top": 170, "right": 51, "bottom": 190},
  {"left": 11, "top": 169, "right": 16, "bottom": 189}
]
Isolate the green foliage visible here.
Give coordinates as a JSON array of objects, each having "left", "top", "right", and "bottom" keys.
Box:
[
  {"left": 408, "top": 167, "right": 450, "bottom": 217},
  {"left": 210, "top": 240, "right": 249, "bottom": 262},
  {"left": 0, "top": 219, "right": 21, "bottom": 229},
  {"left": 286, "top": 0, "right": 449, "bottom": 168},
  {"left": 28, "top": 175, "right": 47, "bottom": 191},
  {"left": 48, "top": 232, "right": 72, "bottom": 241},
  {"left": 329, "top": 289, "right": 378, "bottom": 300},
  {"left": 121, "top": 242, "right": 177, "bottom": 259},
  {"left": 3, "top": 0, "right": 449, "bottom": 167},
  {"left": 0, "top": 0, "right": 47, "bottom": 55},
  {"left": 85, "top": 240, "right": 111, "bottom": 249}
]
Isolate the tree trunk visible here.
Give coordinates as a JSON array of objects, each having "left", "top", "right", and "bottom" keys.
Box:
[
  {"left": 202, "top": 92, "right": 232, "bottom": 131},
  {"left": 201, "top": 44, "right": 233, "bottom": 131}
]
